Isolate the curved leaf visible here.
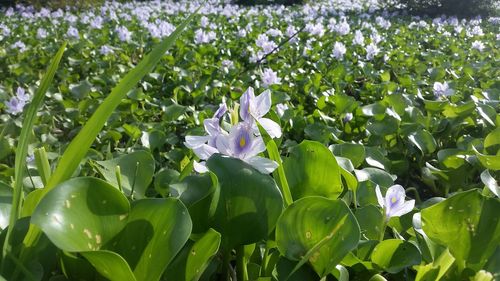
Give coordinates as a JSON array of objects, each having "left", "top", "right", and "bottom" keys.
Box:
[
  {"left": 81, "top": 250, "right": 136, "bottom": 281},
  {"left": 371, "top": 239, "right": 421, "bottom": 273}
]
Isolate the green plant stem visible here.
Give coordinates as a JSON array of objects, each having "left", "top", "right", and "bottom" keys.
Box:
[
  {"left": 405, "top": 187, "right": 422, "bottom": 204},
  {"left": 222, "top": 248, "right": 232, "bottom": 281},
  {"left": 34, "top": 147, "right": 51, "bottom": 185},
  {"left": 379, "top": 220, "right": 388, "bottom": 241},
  {"left": 236, "top": 245, "right": 248, "bottom": 281}
]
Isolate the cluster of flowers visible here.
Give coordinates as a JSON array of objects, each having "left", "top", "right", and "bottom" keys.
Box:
[
  {"left": 5, "top": 87, "right": 30, "bottom": 115},
  {"left": 184, "top": 87, "right": 282, "bottom": 174}
]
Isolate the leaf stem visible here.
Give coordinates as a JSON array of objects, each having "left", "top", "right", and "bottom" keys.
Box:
[{"left": 236, "top": 245, "right": 248, "bottom": 281}]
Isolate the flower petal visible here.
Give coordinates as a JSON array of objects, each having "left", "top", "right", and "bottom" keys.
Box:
[
  {"left": 375, "top": 185, "right": 385, "bottom": 208},
  {"left": 391, "top": 200, "right": 415, "bottom": 218},
  {"left": 251, "top": 89, "right": 271, "bottom": 118},
  {"left": 240, "top": 87, "right": 254, "bottom": 121},
  {"left": 384, "top": 184, "right": 405, "bottom": 209},
  {"left": 215, "top": 134, "right": 232, "bottom": 156},
  {"left": 192, "top": 144, "right": 219, "bottom": 160},
  {"left": 204, "top": 118, "right": 221, "bottom": 136},
  {"left": 184, "top": 135, "right": 210, "bottom": 148},
  {"left": 193, "top": 161, "right": 209, "bottom": 173},
  {"left": 258, "top": 117, "right": 282, "bottom": 138},
  {"left": 246, "top": 156, "right": 278, "bottom": 174},
  {"left": 245, "top": 135, "right": 266, "bottom": 159}
]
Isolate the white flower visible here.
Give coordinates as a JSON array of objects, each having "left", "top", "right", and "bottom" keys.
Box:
[
  {"left": 471, "top": 40, "right": 485, "bottom": 52},
  {"left": 433, "top": 82, "right": 454, "bottom": 98},
  {"left": 260, "top": 68, "right": 281, "bottom": 88},
  {"left": 239, "top": 87, "right": 282, "bottom": 139},
  {"left": 332, "top": 42, "right": 346, "bottom": 60},
  {"left": 365, "top": 43, "right": 379, "bottom": 60},
  {"left": 376, "top": 185, "right": 415, "bottom": 221}
]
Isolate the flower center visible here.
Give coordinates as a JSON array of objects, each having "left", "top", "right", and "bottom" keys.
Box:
[{"left": 239, "top": 136, "right": 247, "bottom": 148}]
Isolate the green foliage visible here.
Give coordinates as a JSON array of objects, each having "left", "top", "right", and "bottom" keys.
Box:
[{"left": 389, "top": 0, "right": 499, "bottom": 17}]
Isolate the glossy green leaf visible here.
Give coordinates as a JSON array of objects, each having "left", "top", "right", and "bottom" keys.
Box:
[
  {"left": 371, "top": 239, "right": 421, "bottom": 274},
  {"left": 206, "top": 154, "right": 283, "bottom": 249},
  {"left": 164, "top": 228, "right": 221, "bottom": 281},
  {"left": 331, "top": 143, "right": 365, "bottom": 168},
  {"left": 276, "top": 196, "right": 360, "bottom": 277},
  {"left": 81, "top": 250, "right": 136, "bottom": 281},
  {"left": 355, "top": 205, "right": 384, "bottom": 240},
  {"left": 0, "top": 181, "right": 12, "bottom": 230},
  {"left": 481, "top": 170, "right": 500, "bottom": 197},
  {"left": 31, "top": 177, "right": 129, "bottom": 252},
  {"left": 422, "top": 190, "right": 500, "bottom": 271},
  {"left": 95, "top": 150, "right": 155, "bottom": 198},
  {"left": 408, "top": 130, "right": 437, "bottom": 154},
  {"left": 284, "top": 140, "right": 343, "bottom": 200},
  {"left": 473, "top": 147, "right": 500, "bottom": 171},
  {"left": 109, "top": 198, "right": 192, "bottom": 281}
]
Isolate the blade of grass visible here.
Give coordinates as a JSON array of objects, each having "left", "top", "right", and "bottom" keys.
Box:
[{"left": 2, "top": 42, "right": 66, "bottom": 262}]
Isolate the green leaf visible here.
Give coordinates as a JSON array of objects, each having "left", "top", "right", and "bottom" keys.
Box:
[
  {"left": 164, "top": 228, "right": 221, "bottom": 281},
  {"left": 408, "top": 130, "right": 437, "bottom": 154},
  {"left": 80, "top": 250, "right": 136, "bottom": 281},
  {"left": 267, "top": 139, "right": 293, "bottom": 207},
  {"left": 0, "top": 181, "right": 13, "bottom": 230},
  {"left": 284, "top": 140, "right": 343, "bottom": 200},
  {"left": 106, "top": 198, "right": 191, "bottom": 281},
  {"left": 371, "top": 239, "right": 421, "bottom": 273},
  {"left": 331, "top": 143, "right": 365, "bottom": 168},
  {"left": 206, "top": 154, "right": 283, "bottom": 249},
  {"left": 473, "top": 146, "right": 500, "bottom": 171},
  {"left": 421, "top": 190, "right": 500, "bottom": 271},
  {"left": 276, "top": 196, "right": 360, "bottom": 277},
  {"left": 481, "top": 170, "right": 500, "bottom": 197},
  {"left": 485, "top": 127, "right": 500, "bottom": 151},
  {"left": 45, "top": 10, "right": 199, "bottom": 190},
  {"left": 354, "top": 205, "right": 384, "bottom": 241},
  {"left": 95, "top": 150, "right": 155, "bottom": 198},
  {"left": 31, "top": 177, "right": 130, "bottom": 252},
  {"left": 5, "top": 42, "right": 66, "bottom": 257}
]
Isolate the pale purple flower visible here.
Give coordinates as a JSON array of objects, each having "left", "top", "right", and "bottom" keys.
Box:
[
  {"left": 365, "top": 43, "right": 379, "bottom": 60},
  {"left": 100, "top": 45, "right": 114, "bottom": 55},
  {"left": 332, "top": 42, "right": 346, "bottom": 60},
  {"left": 433, "top": 82, "right": 454, "bottom": 97},
  {"left": 260, "top": 68, "right": 281, "bottom": 88},
  {"left": 353, "top": 30, "right": 365, "bottom": 46},
  {"left": 200, "top": 16, "right": 209, "bottom": 28},
  {"left": 215, "top": 122, "right": 278, "bottom": 174},
  {"left": 275, "top": 103, "right": 288, "bottom": 118},
  {"left": 66, "top": 26, "right": 79, "bottom": 40},
  {"left": 334, "top": 20, "right": 350, "bottom": 36},
  {"left": 16, "top": 87, "right": 30, "bottom": 102},
  {"left": 5, "top": 97, "right": 25, "bottom": 115},
  {"left": 194, "top": 29, "right": 215, "bottom": 44},
  {"left": 343, "top": 112, "right": 353, "bottom": 123},
  {"left": 376, "top": 185, "right": 415, "bottom": 221},
  {"left": 11, "top": 41, "right": 27, "bottom": 52},
  {"left": 239, "top": 87, "right": 282, "bottom": 138},
  {"left": 36, "top": 28, "right": 47, "bottom": 39},
  {"left": 471, "top": 40, "right": 485, "bottom": 52},
  {"left": 115, "top": 26, "right": 132, "bottom": 42}
]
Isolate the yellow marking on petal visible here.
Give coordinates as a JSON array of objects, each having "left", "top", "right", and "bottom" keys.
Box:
[
  {"left": 239, "top": 136, "right": 246, "bottom": 148},
  {"left": 391, "top": 197, "right": 397, "bottom": 204}
]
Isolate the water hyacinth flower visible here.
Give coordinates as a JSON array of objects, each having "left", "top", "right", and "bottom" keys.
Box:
[
  {"left": 365, "top": 43, "right": 379, "bottom": 60},
  {"left": 332, "top": 42, "right": 346, "bottom": 60},
  {"left": 5, "top": 97, "right": 25, "bottom": 115},
  {"left": 100, "top": 45, "right": 114, "bottom": 55},
  {"left": 260, "top": 68, "right": 281, "bottom": 88},
  {"left": 239, "top": 87, "right": 282, "bottom": 138},
  {"left": 216, "top": 122, "right": 278, "bottom": 174},
  {"left": 433, "top": 82, "right": 454, "bottom": 98},
  {"left": 116, "top": 26, "right": 132, "bottom": 42},
  {"left": 66, "top": 26, "right": 79, "bottom": 40},
  {"left": 353, "top": 30, "right": 365, "bottom": 46},
  {"left": 471, "top": 40, "right": 485, "bottom": 52},
  {"left": 36, "top": 28, "right": 48, "bottom": 39},
  {"left": 376, "top": 185, "right": 415, "bottom": 221}
]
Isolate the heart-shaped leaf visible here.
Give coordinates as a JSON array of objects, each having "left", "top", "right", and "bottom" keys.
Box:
[
  {"left": 31, "top": 177, "right": 130, "bottom": 252},
  {"left": 206, "top": 154, "right": 283, "bottom": 249},
  {"left": 276, "top": 196, "right": 360, "bottom": 277},
  {"left": 81, "top": 250, "right": 136, "bottom": 281},
  {"left": 371, "top": 239, "right": 421, "bottom": 273},
  {"left": 284, "top": 140, "right": 343, "bottom": 200}
]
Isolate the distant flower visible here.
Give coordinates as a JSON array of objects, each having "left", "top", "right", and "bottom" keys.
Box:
[
  {"left": 11, "top": 41, "right": 27, "bottom": 52},
  {"left": 239, "top": 87, "right": 282, "bottom": 138},
  {"left": 194, "top": 29, "right": 216, "bottom": 44},
  {"left": 221, "top": 59, "right": 234, "bottom": 68},
  {"left": 260, "top": 68, "right": 281, "bottom": 88},
  {"left": 275, "top": 103, "right": 288, "bottom": 118},
  {"left": 471, "top": 40, "right": 485, "bottom": 52},
  {"left": 5, "top": 97, "right": 25, "bottom": 115},
  {"left": 115, "top": 26, "right": 132, "bottom": 42},
  {"left": 353, "top": 30, "right": 365, "bottom": 46},
  {"left": 332, "top": 42, "right": 346, "bottom": 60},
  {"left": 365, "top": 43, "right": 379, "bottom": 60},
  {"left": 266, "top": 28, "right": 282, "bottom": 38},
  {"left": 16, "top": 87, "right": 30, "bottom": 102},
  {"left": 36, "top": 28, "right": 47, "bottom": 39},
  {"left": 100, "top": 45, "right": 114, "bottom": 55},
  {"left": 334, "top": 20, "right": 350, "bottom": 36},
  {"left": 343, "top": 112, "right": 353, "bottom": 123},
  {"left": 200, "top": 16, "right": 209, "bottom": 28},
  {"left": 433, "top": 82, "right": 454, "bottom": 97},
  {"left": 66, "top": 26, "right": 79, "bottom": 40},
  {"left": 376, "top": 185, "right": 415, "bottom": 221}
]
